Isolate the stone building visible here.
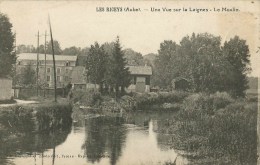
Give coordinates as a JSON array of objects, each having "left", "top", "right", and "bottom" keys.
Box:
[{"left": 16, "top": 53, "right": 77, "bottom": 88}]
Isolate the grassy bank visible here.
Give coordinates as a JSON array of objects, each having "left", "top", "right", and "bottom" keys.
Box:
[
  {"left": 70, "top": 90, "right": 190, "bottom": 112},
  {"left": 158, "top": 92, "right": 257, "bottom": 165},
  {"left": 0, "top": 98, "right": 16, "bottom": 104},
  {"left": 0, "top": 102, "right": 72, "bottom": 143},
  {"left": 133, "top": 91, "right": 189, "bottom": 110}
]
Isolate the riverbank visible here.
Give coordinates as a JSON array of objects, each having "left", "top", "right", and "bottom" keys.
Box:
[
  {"left": 157, "top": 92, "right": 257, "bottom": 165},
  {"left": 0, "top": 101, "right": 72, "bottom": 143},
  {"left": 71, "top": 90, "right": 257, "bottom": 164}
]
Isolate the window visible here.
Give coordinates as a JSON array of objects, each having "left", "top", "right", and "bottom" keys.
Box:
[
  {"left": 65, "top": 61, "right": 70, "bottom": 66},
  {"left": 65, "top": 68, "right": 69, "bottom": 73},
  {"left": 57, "top": 76, "right": 61, "bottom": 82},
  {"left": 57, "top": 68, "right": 61, "bottom": 74},
  {"left": 131, "top": 76, "right": 136, "bottom": 85},
  {"left": 47, "top": 76, "right": 50, "bottom": 82},
  {"left": 47, "top": 68, "right": 51, "bottom": 73},
  {"left": 145, "top": 76, "right": 150, "bottom": 85},
  {"left": 65, "top": 76, "right": 69, "bottom": 81}
]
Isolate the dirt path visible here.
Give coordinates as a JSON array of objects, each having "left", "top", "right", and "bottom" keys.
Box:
[{"left": 0, "top": 99, "right": 38, "bottom": 107}]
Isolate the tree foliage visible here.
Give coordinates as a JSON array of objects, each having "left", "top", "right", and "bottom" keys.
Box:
[
  {"left": 17, "top": 63, "right": 36, "bottom": 87},
  {"left": 0, "top": 12, "right": 16, "bottom": 77},
  {"left": 153, "top": 33, "right": 251, "bottom": 97},
  {"left": 63, "top": 46, "right": 81, "bottom": 55},
  {"left": 153, "top": 40, "right": 179, "bottom": 88},
  {"left": 17, "top": 45, "right": 36, "bottom": 54},
  {"left": 222, "top": 36, "right": 251, "bottom": 97},
  {"left": 105, "top": 37, "right": 131, "bottom": 97},
  {"left": 123, "top": 48, "right": 144, "bottom": 66},
  {"left": 86, "top": 42, "right": 107, "bottom": 92},
  {"left": 85, "top": 37, "right": 130, "bottom": 97},
  {"left": 46, "top": 40, "right": 62, "bottom": 55}
]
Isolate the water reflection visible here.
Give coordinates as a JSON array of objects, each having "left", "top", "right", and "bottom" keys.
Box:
[
  {"left": 3, "top": 110, "right": 183, "bottom": 165},
  {"left": 83, "top": 116, "right": 126, "bottom": 165},
  {"left": 0, "top": 121, "right": 72, "bottom": 165}
]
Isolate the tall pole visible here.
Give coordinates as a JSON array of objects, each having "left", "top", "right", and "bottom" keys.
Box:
[
  {"left": 14, "top": 32, "right": 16, "bottom": 86},
  {"left": 48, "top": 15, "right": 57, "bottom": 102},
  {"left": 36, "top": 31, "right": 39, "bottom": 96},
  {"left": 44, "top": 31, "right": 47, "bottom": 97}
]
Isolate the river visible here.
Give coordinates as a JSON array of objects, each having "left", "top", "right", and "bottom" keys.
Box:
[{"left": 1, "top": 110, "right": 189, "bottom": 165}]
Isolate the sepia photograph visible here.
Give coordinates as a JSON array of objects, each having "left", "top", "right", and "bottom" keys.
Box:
[{"left": 0, "top": 1, "right": 259, "bottom": 165}]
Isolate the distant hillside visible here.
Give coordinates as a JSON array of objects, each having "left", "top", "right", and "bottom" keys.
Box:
[{"left": 143, "top": 53, "right": 158, "bottom": 66}]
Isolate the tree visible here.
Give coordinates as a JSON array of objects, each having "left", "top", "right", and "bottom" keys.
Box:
[
  {"left": 38, "top": 44, "right": 45, "bottom": 54},
  {"left": 153, "top": 33, "right": 237, "bottom": 94},
  {"left": 123, "top": 48, "right": 145, "bottom": 66},
  {"left": 105, "top": 37, "right": 131, "bottom": 97},
  {"left": 46, "top": 40, "right": 62, "bottom": 55},
  {"left": 178, "top": 33, "right": 233, "bottom": 93},
  {"left": 86, "top": 42, "right": 107, "bottom": 93},
  {"left": 17, "top": 45, "right": 35, "bottom": 54},
  {"left": 0, "top": 12, "right": 16, "bottom": 77},
  {"left": 153, "top": 40, "right": 179, "bottom": 89},
  {"left": 63, "top": 46, "right": 81, "bottom": 55},
  {"left": 17, "top": 63, "right": 36, "bottom": 87},
  {"left": 222, "top": 36, "right": 251, "bottom": 97},
  {"left": 143, "top": 53, "right": 158, "bottom": 66}
]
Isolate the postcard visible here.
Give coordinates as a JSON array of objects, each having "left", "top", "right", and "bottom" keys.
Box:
[{"left": 0, "top": 1, "right": 259, "bottom": 165}]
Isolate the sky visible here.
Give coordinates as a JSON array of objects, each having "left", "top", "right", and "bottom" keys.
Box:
[{"left": 0, "top": 1, "right": 260, "bottom": 76}]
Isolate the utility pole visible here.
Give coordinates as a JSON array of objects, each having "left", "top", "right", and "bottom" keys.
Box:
[
  {"left": 44, "top": 31, "right": 48, "bottom": 97},
  {"left": 14, "top": 32, "right": 16, "bottom": 85},
  {"left": 36, "top": 31, "right": 40, "bottom": 96},
  {"left": 48, "top": 15, "right": 57, "bottom": 102}
]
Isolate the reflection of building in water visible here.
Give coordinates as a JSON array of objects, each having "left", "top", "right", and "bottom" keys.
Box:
[
  {"left": 152, "top": 120, "right": 158, "bottom": 132},
  {"left": 124, "top": 112, "right": 150, "bottom": 127}
]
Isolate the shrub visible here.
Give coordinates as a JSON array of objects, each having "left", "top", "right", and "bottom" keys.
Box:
[
  {"left": 71, "top": 89, "right": 102, "bottom": 107},
  {"left": 165, "top": 92, "right": 257, "bottom": 164},
  {"left": 134, "top": 91, "right": 189, "bottom": 110},
  {"left": 210, "top": 92, "right": 233, "bottom": 110}
]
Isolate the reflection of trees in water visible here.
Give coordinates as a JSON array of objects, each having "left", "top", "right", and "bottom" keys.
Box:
[
  {"left": 0, "top": 120, "right": 72, "bottom": 165},
  {"left": 84, "top": 117, "right": 106, "bottom": 163},
  {"left": 83, "top": 116, "right": 127, "bottom": 165}
]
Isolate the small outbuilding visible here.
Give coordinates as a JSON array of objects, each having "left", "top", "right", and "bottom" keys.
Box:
[
  {"left": 172, "top": 77, "right": 190, "bottom": 91},
  {"left": 127, "top": 66, "right": 152, "bottom": 93}
]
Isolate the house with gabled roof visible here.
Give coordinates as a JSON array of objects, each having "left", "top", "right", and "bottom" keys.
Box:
[
  {"left": 127, "top": 65, "right": 152, "bottom": 93},
  {"left": 16, "top": 53, "right": 77, "bottom": 88}
]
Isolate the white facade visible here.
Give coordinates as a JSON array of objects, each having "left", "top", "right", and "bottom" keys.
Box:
[{"left": 0, "top": 78, "right": 13, "bottom": 100}]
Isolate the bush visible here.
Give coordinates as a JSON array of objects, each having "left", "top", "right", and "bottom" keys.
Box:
[
  {"left": 210, "top": 92, "right": 233, "bottom": 110},
  {"left": 71, "top": 89, "right": 102, "bottom": 107},
  {"left": 165, "top": 92, "right": 257, "bottom": 164},
  {"left": 134, "top": 91, "right": 189, "bottom": 110}
]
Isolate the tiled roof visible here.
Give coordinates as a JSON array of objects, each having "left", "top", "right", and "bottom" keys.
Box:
[
  {"left": 71, "top": 66, "right": 86, "bottom": 84},
  {"left": 17, "top": 53, "right": 77, "bottom": 62},
  {"left": 127, "top": 66, "right": 152, "bottom": 75}
]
